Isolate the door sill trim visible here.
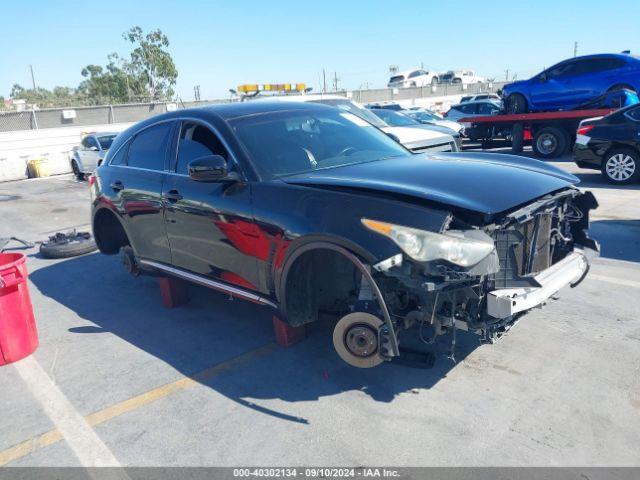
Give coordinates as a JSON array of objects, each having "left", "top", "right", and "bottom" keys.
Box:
[{"left": 138, "top": 259, "right": 279, "bottom": 309}]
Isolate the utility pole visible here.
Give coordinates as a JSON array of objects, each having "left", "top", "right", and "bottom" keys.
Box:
[
  {"left": 29, "top": 65, "right": 37, "bottom": 91},
  {"left": 574, "top": 41, "right": 578, "bottom": 57},
  {"left": 194, "top": 85, "right": 201, "bottom": 101},
  {"left": 322, "top": 69, "right": 327, "bottom": 94},
  {"left": 333, "top": 72, "right": 339, "bottom": 92},
  {"left": 504, "top": 68, "right": 510, "bottom": 81}
]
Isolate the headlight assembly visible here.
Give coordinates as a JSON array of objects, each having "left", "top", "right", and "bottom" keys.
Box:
[{"left": 362, "top": 218, "right": 495, "bottom": 267}]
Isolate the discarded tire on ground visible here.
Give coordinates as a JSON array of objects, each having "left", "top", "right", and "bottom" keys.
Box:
[{"left": 39, "top": 231, "right": 97, "bottom": 259}]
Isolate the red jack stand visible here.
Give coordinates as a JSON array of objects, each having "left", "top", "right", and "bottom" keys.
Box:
[
  {"left": 272, "top": 315, "right": 306, "bottom": 347},
  {"left": 158, "top": 276, "right": 189, "bottom": 308}
]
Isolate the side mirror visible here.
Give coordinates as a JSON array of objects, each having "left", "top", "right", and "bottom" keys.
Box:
[
  {"left": 539, "top": 73, "right": 548, "bottom": 83},
  {"left": 89, "top": 146, "right": 99, "bottom": 151},
  {"left": 188, "top": 155, "right": 230, "bottom": 182}
]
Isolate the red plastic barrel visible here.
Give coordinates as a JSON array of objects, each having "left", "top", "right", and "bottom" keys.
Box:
[{"left": 0, "top": 253, "right": 38, "bottom": 365}]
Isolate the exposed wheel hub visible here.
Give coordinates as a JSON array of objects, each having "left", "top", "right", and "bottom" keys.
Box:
[
  {"left": 332, "top": 312, "right": 384, "bottom": 368},
  {"left": 344, "top": 324, "right": 378, "bottom": 358}
]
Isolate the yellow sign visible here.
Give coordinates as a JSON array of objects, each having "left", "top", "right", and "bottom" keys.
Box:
[{"left": 237, "top": 83, "right": 306, "bottom": 94}]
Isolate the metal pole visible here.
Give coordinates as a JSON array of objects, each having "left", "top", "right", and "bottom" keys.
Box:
[
  {"left": 109, "top": 105, "right": 115, "bottom": 124},
  {"left": 29, "top": 65, "right": 37, "bottom": 91},
  {"left": 31, "top": 109, "right": 38, "bottom": 130}
]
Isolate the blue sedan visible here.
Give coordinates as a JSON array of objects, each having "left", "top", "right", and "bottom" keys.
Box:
[{"left": 502, "top": 53, "right": 640, "bottom": 113}]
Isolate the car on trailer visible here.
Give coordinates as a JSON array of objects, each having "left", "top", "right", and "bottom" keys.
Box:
[
  {"left": 502, "top": 53, "right": 640, "bottom": 114},
  {"left": 573, "top": 103, "right": 640, "bottom": 184},
  {"left": 91, "top": 101, "right": 599, "bottom": 368}
]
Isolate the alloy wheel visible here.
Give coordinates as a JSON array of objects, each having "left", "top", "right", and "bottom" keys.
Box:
[{"left": 605, "top": 153, "right": 636, "bottom": 181}]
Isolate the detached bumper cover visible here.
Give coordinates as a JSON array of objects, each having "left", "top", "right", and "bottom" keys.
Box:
[{"left": 487, "top": 250, "right": 591, "bottom": 319}]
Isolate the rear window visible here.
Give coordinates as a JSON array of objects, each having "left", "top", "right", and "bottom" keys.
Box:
[
  {"left": 126, "top": 122, "right": 173, "bottom": 171},
  {"left": 389, "top": 75, "right": 405, "bottom": 83}
]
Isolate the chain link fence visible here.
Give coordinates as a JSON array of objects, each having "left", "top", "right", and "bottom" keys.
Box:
[
  {"left": 0, "top": 99, "right": 230, "bottom": 133},
  {"left": 0, "top": 82, "right": 506, "bottom": 133}
]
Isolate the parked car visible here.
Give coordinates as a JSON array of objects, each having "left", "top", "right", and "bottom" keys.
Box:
[
  {"left": 460, "top": 93, "right": 501, "bottom": 103},
  {"left": 403, "top": 109, "right": 464, "bottom": 134},
  {"left": 369, "top": 108, "right": 462, "bottom": 149},
  {"left": 387, "top": 69, "right": 439, "bottom": 88},
  {"left": 92, "top": 101, "right": 598, "bottom": 368},
  {"left": 366, "top": 102, "right": 403, "bottom": 111},
  {"left": 444, "top": 100, "right": 503, "bottom": 140},
  {"left": 439, "top": 70, "right": 485, "bottom": 84},
  {"left": 70, "top": 132, "right": 118, "bottom": 179},
  {"left": 502, "top": 53, "right": 640, "bottom": 113},
  {"left": 260, "top": 94, "right": 458, "bottom": 153},
  {"left": 573, "top": 103, "right": 640, "bottom": 184}
]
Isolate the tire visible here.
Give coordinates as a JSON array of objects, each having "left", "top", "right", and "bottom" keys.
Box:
[
  {"left": 511, "top": 123, "right": 524, "bottom": 153},
  {"left": 532, "top": 127, "right": 568, "bottom": 159},
  {"left": 506, "top": 93, "right": 527, "bottom": 114},
  {"left": 71, "top": 160, "right": 84, "bottom": 181},
  {"left": 600, "top": 148, "right": 640, "bottom": 185},
  {"left": 39, "top": 233, "right": 97, "bottom": 259}
]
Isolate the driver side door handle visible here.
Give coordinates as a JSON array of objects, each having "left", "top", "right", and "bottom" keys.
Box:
[{"left": 164, "top": 189, "right": 183, "bottom": 202}]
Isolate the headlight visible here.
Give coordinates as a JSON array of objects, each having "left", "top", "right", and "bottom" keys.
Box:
[{"left": 362, "top": 218, "right": 495, "bottom": 267}]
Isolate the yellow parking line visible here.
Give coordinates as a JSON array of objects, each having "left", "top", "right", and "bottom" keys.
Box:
[
  {"left": 0, "top": 429, "right": 63, "bottom": 466},
  {"left": 0, "top": 343, "right": 277, "bottom": 466}
]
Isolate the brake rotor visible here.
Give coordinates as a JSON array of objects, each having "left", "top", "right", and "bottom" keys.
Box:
[{"left": 332, "top": 312, "right": 384, "bottom": 368}]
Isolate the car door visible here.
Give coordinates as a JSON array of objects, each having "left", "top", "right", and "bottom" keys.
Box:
[
  {"left": 82, "top": 136, "right": 102, "bottom": 172},
  {"left": 109, "top": 120, "right": 175, "bottom": 264},
  {"left": 162, "top": 120, "right": 260, "bottom": 290},
  {"left": 530, "top": 60, "right": 580, "bottom": 110}
]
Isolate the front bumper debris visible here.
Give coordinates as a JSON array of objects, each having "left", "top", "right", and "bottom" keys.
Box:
[{"left": 486, "top": 250, "right": 591, "bottom": 319}]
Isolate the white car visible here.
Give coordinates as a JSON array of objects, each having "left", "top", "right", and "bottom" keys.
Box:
[
  {"left": 257, "top": 94, "right": 458, "bottom": 153},
  {"left": 440, "top": 70, "right": 485, "bottom": 85},
  {"left": 460, "top": 93, "right": 501, "bottom": 103},
  {"left": 70, "top": 132, "right": 118, "bottom": 179},
  {"left": 387, "top": 69, "right": 439, "bottom": 88}
]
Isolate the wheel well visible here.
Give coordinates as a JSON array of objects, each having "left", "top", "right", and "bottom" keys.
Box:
[
  {"left": 607, "top": 83, "right": 635, "bottom": 92},
  {"left": 601, "top": 144, "right": 639, "bottom": 163},
  {"left": 93, "top": 209, "right": 129, "bottom": 255},
  {"left": 282, "top": 248, "right": 361, "bottom": 327}
]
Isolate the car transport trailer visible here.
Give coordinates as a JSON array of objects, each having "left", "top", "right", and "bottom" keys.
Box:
[{"left": 459, "top": 108, "right": 614, "bottom": 159}]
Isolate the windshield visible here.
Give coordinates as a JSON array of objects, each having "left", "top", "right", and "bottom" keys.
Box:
[
  {"left": 372, "top": 109, "right": 419, "bottom": 127},
  {"left": 389, "top": 75, "right": 405, "bottom": 83},
  {"left": 97, "top": 135, "right": 116, "bottom": 150},
  {"left": 310, "top": 99, "right": 388, "bottom": 128},
  {"left": 231, "top": 108, "right": 409, "bottom": 179}
]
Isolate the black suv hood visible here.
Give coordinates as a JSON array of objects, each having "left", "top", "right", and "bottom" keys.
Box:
[{"left": 281, "top": 153, "right": 578, "bottom": 215}]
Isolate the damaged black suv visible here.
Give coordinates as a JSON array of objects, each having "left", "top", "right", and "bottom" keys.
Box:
[{"left": 91, "top": 101, "right": 599, "bottom": 368}]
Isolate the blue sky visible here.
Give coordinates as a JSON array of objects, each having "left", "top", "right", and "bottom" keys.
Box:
[{"left": 1, "top": 0, "right": 639, "bottom": 100}]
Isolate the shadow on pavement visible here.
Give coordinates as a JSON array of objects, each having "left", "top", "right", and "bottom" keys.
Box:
[
  {"left": 590, "top": 219, "right": 640, "bottom": 263},
  {"left": 30, "top": 253, "right": 478, "bottom": 424}
]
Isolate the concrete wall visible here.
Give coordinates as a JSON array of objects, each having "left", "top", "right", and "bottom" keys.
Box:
[{"left": 0, "top": 123, "right": 132, "bottom": 182}]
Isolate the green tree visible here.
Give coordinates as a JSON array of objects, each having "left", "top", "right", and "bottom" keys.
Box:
[{"left": 122, "top": 26, "right": 178, "bottom": 101}]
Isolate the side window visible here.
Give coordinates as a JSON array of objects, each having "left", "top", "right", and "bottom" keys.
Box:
[
  {"left": 477, "top": 103, "right": 495, "bottom": 114},
  {"left": 626, "top": 107, "right": 640, "bottom": 122},
  {"left": 127, "top": 122, "right": 174, "bottom": 171},
  {"left": 81, "top": 137, "right": 92, "bottom": 149},
  {"left": 86, "top": 137, "right": 99, "bottom": 150},
  {"left": 548, "top": 61, "right": 576, "bottom": 79},
  {"left": 108, "top": 140, "right": 129, "bottom": 166},
  {"left": 408, "top": 70, "right": 420, "bottom": 79},
  {"left": 176, "top": 122, "right": 230, "bottom": 175}
]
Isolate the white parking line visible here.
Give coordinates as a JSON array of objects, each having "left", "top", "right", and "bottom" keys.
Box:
[
  {"left": 589, "top": 274, "right": 640, "bottom": 290},
  {"left": 14, "top": 355, "right": 121, "bottom": 467}
]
